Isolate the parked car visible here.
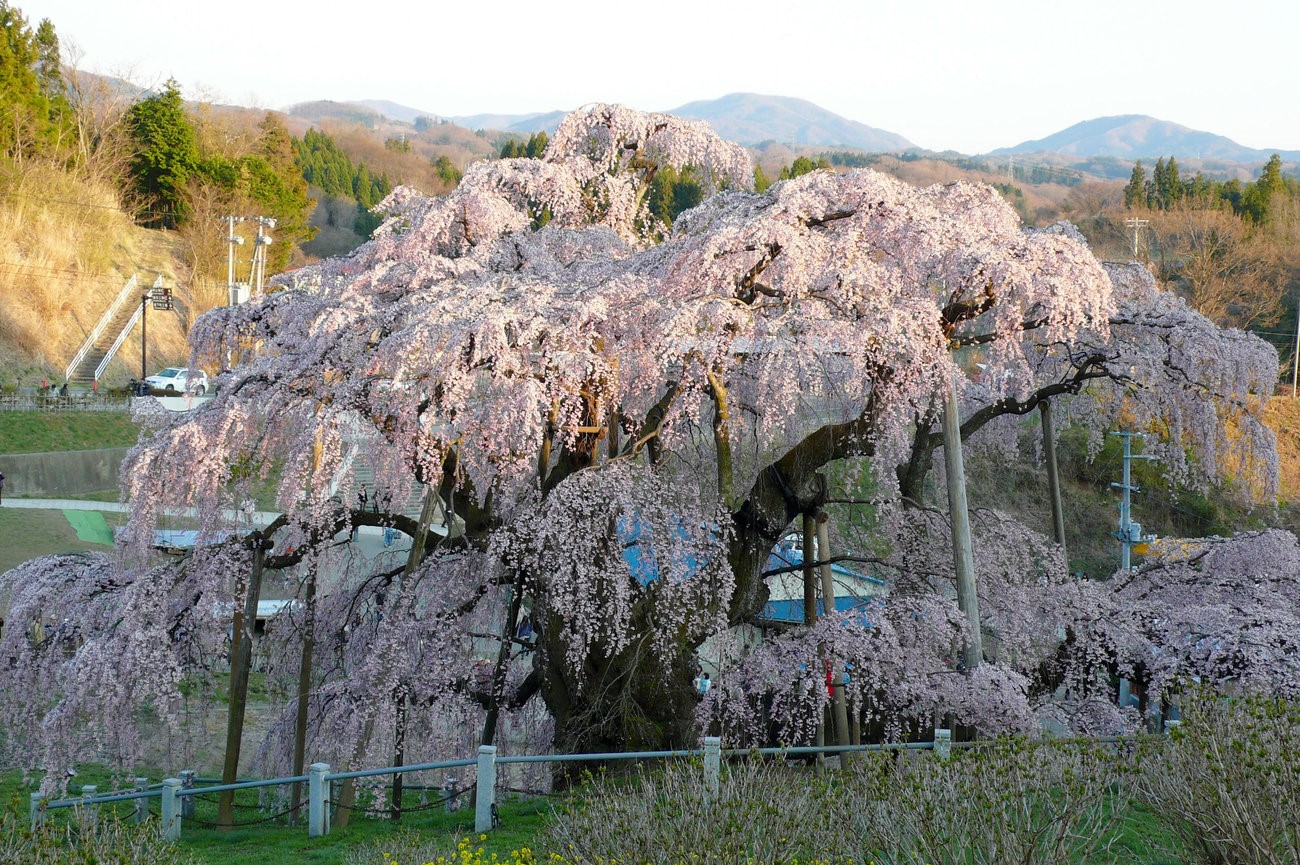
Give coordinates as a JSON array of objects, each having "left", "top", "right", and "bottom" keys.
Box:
[{"left": 144, "top": 367, "right": 208, "bottom": 395}]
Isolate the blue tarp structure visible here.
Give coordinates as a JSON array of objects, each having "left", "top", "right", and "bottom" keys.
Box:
[
  {"left": 617, "top": 517, "right": 882, "bottom": 626},
  {"left": 759, "top": 538, "right": 883, "bottom": 625},
  {"left": 617, "top": 515, "right": 707, "bottom": 587}
]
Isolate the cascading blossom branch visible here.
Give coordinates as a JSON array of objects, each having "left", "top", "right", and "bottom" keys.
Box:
[{"left": 5, "top": 102, "right": 1285, "bottom": 772}]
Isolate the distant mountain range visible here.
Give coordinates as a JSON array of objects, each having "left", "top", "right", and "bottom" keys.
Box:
[
  {"left": 298, "top": 97, "right": 1297, "bottom": 168},
  {"left": 995, "top": 115, "right": 1300, "bottom": 164},
  {"left": 365, "top": 93, "right": 917, "bottom": 152}
]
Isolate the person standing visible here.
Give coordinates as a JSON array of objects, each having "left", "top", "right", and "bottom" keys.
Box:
[{"left": 0, "top": 468, "right": 6, "bottom": 505}]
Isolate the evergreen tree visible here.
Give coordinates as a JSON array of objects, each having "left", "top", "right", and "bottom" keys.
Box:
[
  {"left": 432, "top": 154, "right": 461, "bottom": 187},
  {"left": 1241, "top": 153, "right": 1286, "bottom": 224},
  {"left": 1124, "top": 160, "right": 1146, "bottom": 209},
  {"left": 125, "top": 79, "right": 199, "bottom": 229},
  {"left": 0, "top": 2, "right": 68, "bottom": 158},
  {"left": 779, "top": 155, "right": 831, "bottom": 180},
  {"left": 753, "top": 164, "right": 771, "bottom": 194},
  {"left": 525, "top": 131, "right": 548, "bottom": 158}
]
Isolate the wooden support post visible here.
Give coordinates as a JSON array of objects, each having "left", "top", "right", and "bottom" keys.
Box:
[
  {"left": 1039, "top": 401, "right": 1067, "bottom": 557},
  {"left": 816, "top": 512, "right": 852, "bottom": 763},
  {"left": 219, "top": 533, "right": 271, "bottom": 828},
  {"left": 291, "top": 566, "right": 317, "bottom": 823}
]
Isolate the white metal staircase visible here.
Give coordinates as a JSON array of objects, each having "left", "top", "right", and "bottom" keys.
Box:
[{"left": 65, "top": 275, "right": 164, "bottom": 389}]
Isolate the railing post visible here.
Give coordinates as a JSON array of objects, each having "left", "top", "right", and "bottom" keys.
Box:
[
  {"left": 444, "top": 774, "right": 458, "bottom": 813},
  {"left": 134, "top": 777, "right": 148, "bottom": 824},
  {"left": 934, "top": 727, "right": 952, "bottom": 760},
  {"left": 29, "top": 792, "right": 45, "bottom": 829},
  {"left": 180, "top": 770, "right": 196, "bottom": 818},
  {"left": 80, "top": 784, "right": 98, "bottom": 828},
  {"left": 161, "top": 778, "right": 182, "bottom": 841},
  {"left": 703, "top": 737, "right": 721, "bottom": 800},
  {"left": 308, "top": 763, "right": 331, "bottom": 837},
  {"left": 475, "top": 745, "right": 497, "bottom": 833}
]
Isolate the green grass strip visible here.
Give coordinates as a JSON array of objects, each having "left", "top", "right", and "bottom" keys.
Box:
[{"left": 63, "top": 509, "right": 115, "bottom": 544}]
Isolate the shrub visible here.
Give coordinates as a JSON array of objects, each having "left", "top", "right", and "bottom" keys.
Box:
[
  {"left": 833, "top": 739, "right": 1133, "bottom": 865},
  {"left": 0, "top": 801, "right": 198, "bottom": 865},
  {"left": 1138, "top": 692, "right": 1300, "bottom": 865},
  {"left": 545, "top": 760, "right": 840, "bottom": 864}
]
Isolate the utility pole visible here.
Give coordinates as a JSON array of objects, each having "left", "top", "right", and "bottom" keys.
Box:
[
  {"left": 942, "top": 377, "right": 982, "bottom": 670},
  {"left": 251, "top": 217, "right": 276, "bottom": 296},
  {"left": 225, "top": 215, "right": 247, "bottom": 306},
  {"left": 1110, "top": 432, "right": 1157, "bottom": 572},
  {"left": 1292, "top": 293, "right": 1299, "bottom": 398},
  {"left": 1123, "top": 217, "right": 1149, "bottom": 260},
  {"left": 139, "top": 289, "right": 149, "bottom": 386}
]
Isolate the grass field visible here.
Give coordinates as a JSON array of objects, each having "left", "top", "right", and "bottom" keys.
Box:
[
  {"left": 0, "top": 507, "right": 123, "bottom": 573},
  {"left": 1, "top": 765, "right": 552, "bottom": 865},
  {"left": 0, "top": 412, "right": 141, "bottom": 454}
]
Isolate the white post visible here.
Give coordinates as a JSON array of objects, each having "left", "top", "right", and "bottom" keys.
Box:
[
  {"left": 308, "top": 762, "right": 331, "bottom": 837},
  {"left": 444, "top": 774, "right": 458, "bottom": 813},
  {"left": 134, "top": 777, "right": 148, "bottom": 824},
  {"left": 703, "top": 736, "right": 721, "bottom": 800},
  {"left": 180, "top": 769, "right": 196, "bottom": 818},
  {"left": 934, "top": 727, "right": 953, "bottom": 761},
  {"left": 161, "top": 778, "right": 182, "bottom": 841},
  {"left": 475, "top": 745, "right": 497, "bottom": 833},
  {"left": 29, "top": 792, "right": 44, "bottom": 829},
  {"left": 80, "top": 784, "right": 98, "bottom": 828}
]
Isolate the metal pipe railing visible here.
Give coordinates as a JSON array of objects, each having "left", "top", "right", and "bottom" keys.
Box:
[
  {"left": 65, "top": 275, "right": 138, "bottom": 383},
  {"left": 32, "top": 728, "right": 1172, "bottom": 841}
]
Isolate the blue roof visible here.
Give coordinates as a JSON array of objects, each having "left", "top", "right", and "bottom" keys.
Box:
[
  {"left": 761, "top": 595, "right": 877, "bottom": 625},
  {"left": 764, "top": 539, "right": 884, "bottom": 587}
]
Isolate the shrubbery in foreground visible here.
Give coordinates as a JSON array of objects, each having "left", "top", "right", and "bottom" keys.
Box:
[
  {"left": 0, "top": 799, "right": 198, "bottom": 865},
  {"left": 1139, "top": 692, "right": 1300, "bottom": 865}
]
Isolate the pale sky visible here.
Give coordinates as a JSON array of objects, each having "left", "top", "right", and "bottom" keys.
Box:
[{"left": 21, "top": 0, "right": 1300, "bottom": 155}]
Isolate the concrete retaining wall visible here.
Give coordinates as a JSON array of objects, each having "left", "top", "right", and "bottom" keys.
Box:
[{"left": 0, "top": 448, "right": 131, "bottom": 497}]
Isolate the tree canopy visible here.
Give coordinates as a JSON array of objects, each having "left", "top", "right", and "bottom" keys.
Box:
[{"left": 0, "top": 105, "right": 1287, "bottom": 786}]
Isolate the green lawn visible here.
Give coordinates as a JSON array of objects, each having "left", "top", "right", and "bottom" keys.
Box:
[
  {"left": 0, "top": 412, "right": 140, "bottom": 454},
  {"left": 1, "top": 766, "right": 551, "bottom": 865},
  {"left": 0, "top": 507, "right": 123, "bottom": 573}
]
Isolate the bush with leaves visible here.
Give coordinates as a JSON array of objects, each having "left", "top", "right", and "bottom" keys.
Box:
[{"left": 1138, "top": 691, "right": 1300, "bottom": 865}]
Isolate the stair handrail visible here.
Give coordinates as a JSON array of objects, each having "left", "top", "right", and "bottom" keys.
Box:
[
  {"left": 95, "top": 276, "right": 163, "bottom": 383},
  {"left": 65, "top": 274, "right": 138, "bottom": 382}
]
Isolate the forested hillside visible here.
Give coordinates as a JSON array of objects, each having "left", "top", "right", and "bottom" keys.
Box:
[
  {"left": 0, "top": 2, "right": 473, "bottom": 385},
  {"left": 1, "top": 0, "right": 1296, "bottom": 398}
]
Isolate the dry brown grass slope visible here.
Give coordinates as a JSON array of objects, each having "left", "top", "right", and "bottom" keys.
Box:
[{"left": 0, "top": 162, "right": 190, "bottom": 388}]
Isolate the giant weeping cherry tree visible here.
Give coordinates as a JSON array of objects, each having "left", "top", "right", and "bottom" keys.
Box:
[{"left": 0, "top": 105, "right": 1286, "bottom": 787}]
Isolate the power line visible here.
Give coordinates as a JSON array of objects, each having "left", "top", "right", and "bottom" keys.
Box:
[{"left": 0, "top": 188, "right": 178, "bottom": 222}]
